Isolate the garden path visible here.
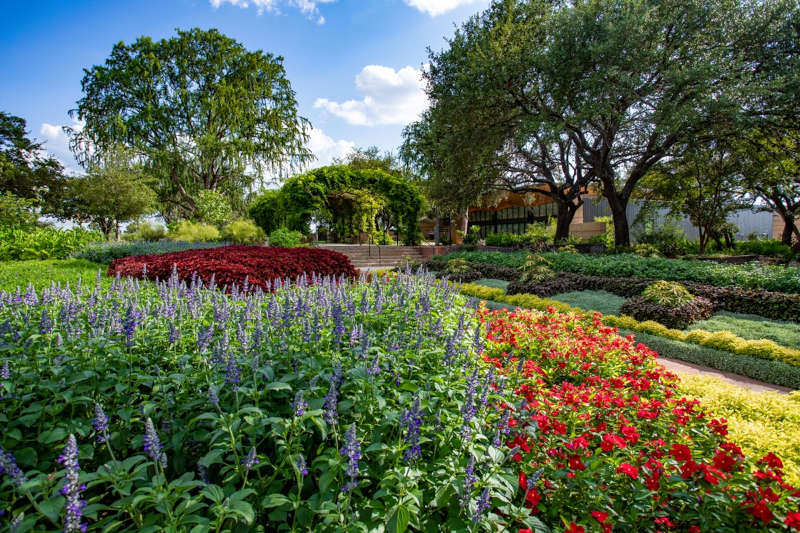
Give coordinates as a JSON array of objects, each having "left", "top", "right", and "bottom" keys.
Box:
[{"left": 659, "top": 357, "right": 792, "bottom": 395}]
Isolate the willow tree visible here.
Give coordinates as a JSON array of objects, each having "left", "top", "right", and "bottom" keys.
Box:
[{"left": 70, "top": 28, "right": 311, "bottom": 221}]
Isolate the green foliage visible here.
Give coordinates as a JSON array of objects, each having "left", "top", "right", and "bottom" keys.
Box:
[
  {"left": 620, "top": 294, "right": 714, "bottom": 330},
  {"left": 634, "top": 221, "right": 691, "bottom": 257},
  {"left": 221, "top": 219, "right": 266, "bottom": 244},
  {"left": 558, "top": 244, "right": 579, "bottom": 254},
  {"left": 462, "top": 224, "right": 481, "bottom": 245},
  {"left": 484, "top": 232, "right": 523, "bottom": 247},
  {"left": 195, "top": 190, "right": 233, "bottom": 227},
  {"left": 0, "top": 191, "right": 38, "bottom": 228},
  {"left": 71, "top": 28, "right": 312, "bottom": 220},
  {"left": 248, "top": 189, "right": 285, "bottom": 235},
  {"left": 642, "top": 281, "right": 695, "bottom": 308},
  {"left": 443, "top": 258, "right": 471, "bottom": 275},
  {"left": 268, "top": 228, "right": 303, "bottom": 248},
  {"left": 281, "top": 166, "right": 424, "bottom": 245},
  {"left": 632, "top": 243, "right": 661, "bottom": 258},
  {"left": 124, "top": 220, "right": 167, "bottom": 241},
  {"left": 0, "top": 225, "right": 100, "bottom": 261},
  {"left": 736, "top": 239, "right": 795, "bottom": 260},
  {"left": 74, "top": 241, "right": 227, "bottom": 265},
  {"left": 169, "top": 220, "right": 221, "bottom": 242},
  {"left": 519, "top": 254, "right": 556, "bottom": 284},
  {"left": 0, "top": 111, "right": 66, "bottom": 215},
  {"left": 0, "top": 259, "right": 105, "bottom": 291}
]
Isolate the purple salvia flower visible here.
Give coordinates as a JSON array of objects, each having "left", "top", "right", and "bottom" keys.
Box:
[
  {"left": 92, "top": 403, "right": 109, "bottom": 443},
  {"left": 0, "top": 447, "right": 26, "bottom": 488},
  {"left": 461, "top": 369, "right": 479, "bottom": 441},
  {"left": 472, "top": 323, "right": 484, "bottom": 353},
  {"left": 208, "top": 387, "right": 220, "bottom": 409},
  {"left": 340, "top": 423, "right": 361, "bottom": 491},
  {"left": 401, "top": 396, "right": 424, "bottom": 462},
  {"left": 479, "top": 367, "right": 494, "bottom": 407},
  {"left": 461, "top": 455, "right": 476, "bottom": 507},
  {"left": 168, "top": 323, "right": 180, "bottom": 344},
  {"left": 40, "top": 308, "right": 53, "bottom": 334},
  {"left": 1, "top": 361, "right": 9, "bottom": 379},
  {"left": 292, "top": 390, "right": 307, "bottom": 417},
  {"left": 366, "top": 352, "right": 380, "bottom": 376},
  {"left": 225, "top": 353, "right": 241, "bottom": 392},
  {"left": 473, "top": 487, "right": 491, "bottom": 521},
  {"left": 143, "top": 418, "right": 167, "bottom": 469},
  {"left": 242, "top": 447, "right": 259, "bottom": 470},
  {"left": 58, "top": 435, "right": 86, "bottom": 532},
  {"left": 323, "top": 379, "right": 340, "bottom": 425},
  {"left": 297, "top": 454, "right": 308, "bottom": 477}
]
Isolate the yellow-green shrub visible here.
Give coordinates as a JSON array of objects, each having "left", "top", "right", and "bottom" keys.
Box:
[
  {"left": 221, "top": 219, "right": 266, "bottom": 244},
  {"left": 460, "top": 284, "right": 505, "bottom": 302},
  {"left": 169, "top": 220, "right": 221, "bottom": 242},
  {"left": 677, "top": 373, "right": 800, "bottom": 485}
]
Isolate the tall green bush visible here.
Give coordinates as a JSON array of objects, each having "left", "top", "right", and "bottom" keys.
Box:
[
  {"left": 222, "top": 219, "right": 266, "bottom": 244},
  {"left": 269, "top": 228, "right": 303, "bottom": 247},
  {"left": 169, "top": 220, "right": 221, "bottom": 242}
]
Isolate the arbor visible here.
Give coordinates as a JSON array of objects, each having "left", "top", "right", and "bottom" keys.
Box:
[
  {"left": 410, "top": 0, "right": 799, "bottom": 246},
  {"left": 0, "top": 111, "right": 65, "bottom": 210},
  {"left": 70, "top": 28, "right": 311, "bottom": 221},
  {"left": 70, "top": 147, "right": 157, "bottom": 241}
]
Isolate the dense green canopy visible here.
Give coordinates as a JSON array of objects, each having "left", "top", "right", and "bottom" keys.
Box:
[{"left": 259, "top": 166, "right": 424, "bottom": 245}]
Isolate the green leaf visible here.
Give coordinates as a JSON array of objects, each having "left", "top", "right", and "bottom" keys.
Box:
[
  {"left": 262, "top": 493, "right": 291, "bottom": 508},
  {"left": 387, "top": 505, "right": 410, "bottom": 533}
]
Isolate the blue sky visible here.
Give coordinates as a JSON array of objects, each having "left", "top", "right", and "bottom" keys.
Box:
[{"left": 0, "top": 0, "right": 490, "bottom": 175}]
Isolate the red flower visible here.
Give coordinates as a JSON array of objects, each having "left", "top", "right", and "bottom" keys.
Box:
[
  {"left": 669, "top": 443, "right": 692, "bottom": 462},
  {"left": 617, "top": 463, "right": 639, "bottom": 479},
  {"left": 785, "top": 512, "right": 800, "bottom": 529},
  {"left": 525, "top": 488, "right": 541, "bottom": 508},
  {"left": 568, "top": 455, "right": 586, "bottom": 471},
  {"left": 654, "top": 516, "right": 676, "bottom": 527},
  {"left": 746, "top": 500, "right": 774, "bottom": 524},
  {"left": 591, "top": 511, "right": 609, "bottom": 523},
  {"left": 564, "top": 523, "right": 585, "bottom": 533},
  {"left": 758, "top": 452, "right": 783, "bottom": 470}
]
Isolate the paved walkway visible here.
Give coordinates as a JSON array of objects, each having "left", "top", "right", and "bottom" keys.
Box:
[{"left": 658, "top": 356, "right": 792, "bottom": 394}]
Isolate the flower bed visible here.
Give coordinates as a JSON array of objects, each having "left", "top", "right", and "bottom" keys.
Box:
[
  {"left": 108, "top": 244, "right": 357, "bottom": 290},
  {"left": 442, "top": 250, "right": 800, "bottom": 293},
  {"left": 74, "top": 240, "right": 229, "bottom": 264},
  {"left": 480, "top": 307, "right": 800, "bottom": 531}
]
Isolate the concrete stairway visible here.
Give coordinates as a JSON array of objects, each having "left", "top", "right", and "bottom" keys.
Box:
[{"left": 316, "top": 244, "right": 428, "bottom": 269}]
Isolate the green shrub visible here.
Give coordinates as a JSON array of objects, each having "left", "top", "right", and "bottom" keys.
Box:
[
  {"left": 125, "top": 220, "right": 167, "bottom": 241},
  {"left": 735, "top": 239, "right": 795, "bottom": 260},
  {"left": 268, "top": 227, "right": 304, "bottom": 247},
  {"left": 169, "top": 220, "right": 221, "bottom": 242},
  {"left": 632, "top": 243, "right": 661, "bottom": 257},
  {"left": 0, "top": 225, "right": 100, "bottom": 261},
  {"left": 222, "top": 219, "right": 266, "bottom": 244},
  {"left": 74, "top": 241, "right": 228, "bottom": 264},
  {"left": 462, "top": 225, "right": 481, "bottom": 245},
  {"left": 194, "top": 190, "right": 232, "bottom": 227},
  {"left": 0, "top": 192, "right": 38, "bottom": 228},
  {"left": 557, "top": 244, "right": 579, "bottom": 254},
  {"left": 620, "top": 294, "right": 714, "bottom": 329},
  {"left": 642, "top": 281, "right": 695, "bottom": 307},
  {"left": 444, "top": 258, "right": 472, "bottom": 275},
  {"left": 485, "top": 232, "right": 524, "bottom": 247},
  {"left": 248, "top": 189, "right": 285, "bottom": 235},
  {"left": 519, "top": 254, "right": 557, "bottom": 284}
]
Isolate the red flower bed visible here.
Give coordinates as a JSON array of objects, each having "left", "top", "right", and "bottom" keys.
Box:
[
  {"left": 108, "top": 245, "right": 357, "bottom": 290},
  {"left": 480, "top": 307, "right": 800, "bottom": 532}
]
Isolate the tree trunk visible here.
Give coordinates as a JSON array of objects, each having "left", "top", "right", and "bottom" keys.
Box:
[
  {"left": 554, "top": 201, "right": 578, "bottom": 243},
  {"left": 115, "top": 220, "right": 121, "bottom": 242},
  {"left": 605, "top": 193, "right": 631, "bottom": 248},
  {"left": 434, "top": 217, "right": 440, "bottom": 245},
  {"left": 780, "top": 213, "right": 798, "bottom": 246},
  {"left": 462, "top": 210, "right": 469, "bottom": 234},
  {"left": 698, "top": 226, "right": 708, "bottom": 255}
]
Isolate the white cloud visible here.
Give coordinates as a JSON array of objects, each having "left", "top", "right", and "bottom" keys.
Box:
[
  {"left": 39, "top": 118, "right": 84, "bottom": 174},
  {"left": 403, "top": 0, "right": 482, "bottom": 16},
  {"left": 306, "top": 127, "right": 355, "bottom": 166},
  {"left": 210, "top": 0, "right": 334, "bottom": 23},
  {"left": 314, "top": 65, "right": 428, "bottom": 126}
]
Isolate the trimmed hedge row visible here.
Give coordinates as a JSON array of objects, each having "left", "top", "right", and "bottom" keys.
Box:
[
  {"left": 508, "top": 272, "right": 800, "bottom": 322},
  {"left": 459, "top": 283, "right": 800, "bottom": 369}
]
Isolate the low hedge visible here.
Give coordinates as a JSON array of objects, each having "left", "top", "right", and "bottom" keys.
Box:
[
  {"left": 620, "top": 294, "right": 714, "bottom": 329},
  {"left": 460, "top": 283, "right": 800, "bottom": 369},
  {"left": 508, "top": 272, "right": 800, "bottom": 322}
]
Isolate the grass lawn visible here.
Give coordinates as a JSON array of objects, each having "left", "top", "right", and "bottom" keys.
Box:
[
  {"left": 473, "top": 278, "right": 510, "bottom": 290},
  {"left": 689, "top": 311, "right": 800, "bottom": 350},
  {"left": 550, "top": 289, "right": 626, "bottom": 316},
  {"left": 0, "top": 259, "right": 107, "bottom": 291}
]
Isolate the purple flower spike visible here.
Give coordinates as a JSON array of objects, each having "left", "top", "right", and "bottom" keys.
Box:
[
  {"left": 292, "top": 391, "right": 308, "bottom": 417},
  {"left": 297, "top": 454, "right": 308, "bottom": 477},
  {"left": 401, "top": 396, "right": 424, "bottom": 463},
  {"left": 58, "top": 435, "right": 86, "bottom": 532},
  {"left": 339, "top": 423, "right": 361, "bottom": 491},
  {"left": 92, "top": 403, "right": 109, "bottom": 443},
  {"left": 0, "top": 447, "right": 26, "bottom": 488},
  {"left": 143, "top": 418, "right": 167, "bottom": 469},
  {"left": 1, "top": 361, "right": 9, "bottom": 379},
  {"left": 242, "top": 447, "right": 259, "bottom": 471},
  {"left": 473, "top": 487, "right": 491, "bottom": 521}
]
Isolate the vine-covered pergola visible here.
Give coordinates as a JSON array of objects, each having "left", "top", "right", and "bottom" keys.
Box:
[{"left": 279, "top": 165, "right": 424, "bottom": 245}]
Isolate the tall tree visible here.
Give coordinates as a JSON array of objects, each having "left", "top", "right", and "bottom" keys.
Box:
[
  {"left": 70, "top": 146, "right": 157, "bottom": 241},
  {"left": 70, "top": 28, "right": 312, "bottom": 221},
  {"left": 0, "top": 111, "right": 65, "bottom": 209},
  {"left": 639, "top": 142, "right": 747, "bottom": 254},
  {"left": 412, "top": 0, "right": 798, "bottom": 246}
]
